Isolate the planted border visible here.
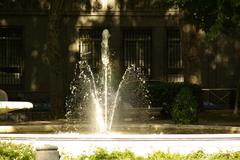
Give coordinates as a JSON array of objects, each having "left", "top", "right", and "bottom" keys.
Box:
[{"left": 0, "top": 142, "right": 35, "bottom": 160}]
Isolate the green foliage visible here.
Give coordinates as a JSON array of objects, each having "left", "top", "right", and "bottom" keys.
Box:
[
  {"left": 148, "top": 151, "right": 185, "bottom": 160},
  {"left": 169, "top": 0, "right": 240, "bottom": 39},
  {"left": 63, "top": 148, "right": 240, "bottom": 160},
  {"left": 63, "top": 148, "right": 143, "bottom": 160},
  {"left": 186, "top": 150, "right": 207, "bottom": 160},
  {"left": 208, "top": 151, "right": 240, "bottom": 160},
  {"left": 148, "top": 82, "right": 201, "bottom": 119},
  {"left": 0, "top": 142, "right": 35, "bottom": 160},
  {"left": 171, "top": 87, "right": 198, "bottom": 124}
]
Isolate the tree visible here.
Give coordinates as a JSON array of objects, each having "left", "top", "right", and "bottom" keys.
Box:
[
  {"left": 46, "top": 0, "right": 65, "bottom": 118},
  {"left": 168, "top": 0, "right": 240, "bottom": 114},
  {"left": 171, "top": 0, "right": 240, "bottom": 38}
]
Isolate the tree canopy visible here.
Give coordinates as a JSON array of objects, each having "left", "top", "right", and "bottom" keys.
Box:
[
  {"left": 170, "top": 0, "right": 240, "bottom": 39},
  {"left": 169, "top": 0, "right": 240, "bottom": 114}
]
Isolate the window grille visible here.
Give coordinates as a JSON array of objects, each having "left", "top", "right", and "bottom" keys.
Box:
[
  {"left": 79, "top": 29, "right": 102, "bottom": 71},
  {"left": 0, "top": 27, "right": 24, "bottom": 89},
  {"left": 123, "top": 29, "right": 151, "bottom": 76},
  {"left": 167, "top": 28, "right": 183, "bottom": 82},
  {"left": 0, "top": 0, "right": 50, "bottom": 10}
]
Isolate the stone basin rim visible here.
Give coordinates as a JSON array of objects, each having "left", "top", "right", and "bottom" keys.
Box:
[{"left": 1, "top": 133, "right": 240, "bottom": 141}]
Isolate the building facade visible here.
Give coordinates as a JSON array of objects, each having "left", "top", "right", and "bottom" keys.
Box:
[{"left": 0, "top": 0, "right": 239, "bottom": 113}]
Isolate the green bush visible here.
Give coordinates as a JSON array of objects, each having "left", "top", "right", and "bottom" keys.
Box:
[
  {"left": 208, "top": 151, "right": 240, "bottom": 160},
  {"left": 0, "top": 142, "right": 35, "bottom": 160},
  {"left": 63, "top": 148, "right": 240, "bottom": 160},
  {"left": 63, "top": 148, "right": 144, "bottom": 160},
  {"left": 148, "top": 82, "right": 202, "bottom": 119},
  {"left": 148, "top": 151, "right": 185, "bottom": 160},
  {"left": 171, "top": 87, "right": 198, "bottom": 124}
]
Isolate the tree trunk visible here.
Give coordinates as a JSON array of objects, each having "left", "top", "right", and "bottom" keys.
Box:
[
  {"left": 47, "top": 0, "right": 65, "bottom": 119},
  {"left": 234, "top": 83, "right": 239, "bottom": 114},
  {"left": 181, "top": 24, "right": 202, "bottom": 85},
  {"left": 233, "top": 40, "right": 240, "bottom": 115},
  {"left": 49, "top": 70, "right": 65, "bottom": 118},
  {"left": 233, "top": 70, "right": 240, "bottom": 115}
]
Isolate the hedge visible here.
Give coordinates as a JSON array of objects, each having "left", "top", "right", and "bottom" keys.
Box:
[
  {"left": 63, "top": 148, "right": 240, "bottom": 160},
  {"left": 0, "top": 142, "right": 35, "bottom": 160},
  {"left": 147, "top": 81, "right": 202, "bottom": 119}
]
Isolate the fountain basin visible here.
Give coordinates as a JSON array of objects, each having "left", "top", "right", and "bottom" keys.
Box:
[
  {"left": 1, "top": 121, "right": 240, "bottom": 134},
  {"left": 1, "top": 133, "right": 240, "bottom": 156},
  {"left": 0, "top": 101, "right": 33, "bottom": 114}
]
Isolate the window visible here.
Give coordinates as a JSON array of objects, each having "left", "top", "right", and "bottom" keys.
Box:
[
  {"left": 167, "top": 28, "right": 183, "bottom": 82},
  {"left": 0, "top": 27, "right": 24, "bottom": 89},
  {"left": 123, "top": 29, "right": 151, "bottom": 76},
  {"left": 79, "top": 29, "right": 102, "bottom": 71}
]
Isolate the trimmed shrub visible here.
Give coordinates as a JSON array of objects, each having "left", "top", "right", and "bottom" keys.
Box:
[
  {"left": 148, "top": 151, "right": 185, "bottom": 160},
  {"left": 0, "top": 141, "right": 35, "bottom": 160},
  {"left": 63, "top": 148, "right": 240, "bottom": 160},
  {"left": 63, "top": 147, "right": 144, "bottom": 160},
  {"left": 171, "top": 87, "right": 198, "bottom": 124},
  {"left": 148, "top": 81, "right": 202, "bottom": 119}
]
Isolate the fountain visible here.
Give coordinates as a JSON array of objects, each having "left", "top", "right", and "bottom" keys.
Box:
[
  {"left": 1, "top": 29, "right": 240, "bottom": 158},
  {"left": 65, "top": 29, "right": 150, "bottom": 133}
]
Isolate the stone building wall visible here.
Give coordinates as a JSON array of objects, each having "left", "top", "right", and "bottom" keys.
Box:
[{"left": 0, "top": 0, "right": 238, "bottom": 108}]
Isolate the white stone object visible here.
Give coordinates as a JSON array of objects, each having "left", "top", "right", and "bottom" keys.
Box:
[
  {"left": 0, "top": 89, "right": 8, "bottom": 101},
  {"left": 0, "top": 101, "right": 33, "bottom": 114},
  {"left": 36, "top": 144, "right": 60, "bottom": 160}
]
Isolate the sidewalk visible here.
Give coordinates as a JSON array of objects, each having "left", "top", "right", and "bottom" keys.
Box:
[{"left": 198, "top": 109, "right": 240, "bottom": 126}]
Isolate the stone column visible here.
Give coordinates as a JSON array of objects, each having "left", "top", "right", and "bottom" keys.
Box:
[{"left": 181, "top": 24, "right": 202, "bottom": 85}]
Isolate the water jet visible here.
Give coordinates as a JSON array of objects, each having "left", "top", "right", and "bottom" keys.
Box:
[{"left": 65, "top": 29, "right": 150, "bottom": 133}]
